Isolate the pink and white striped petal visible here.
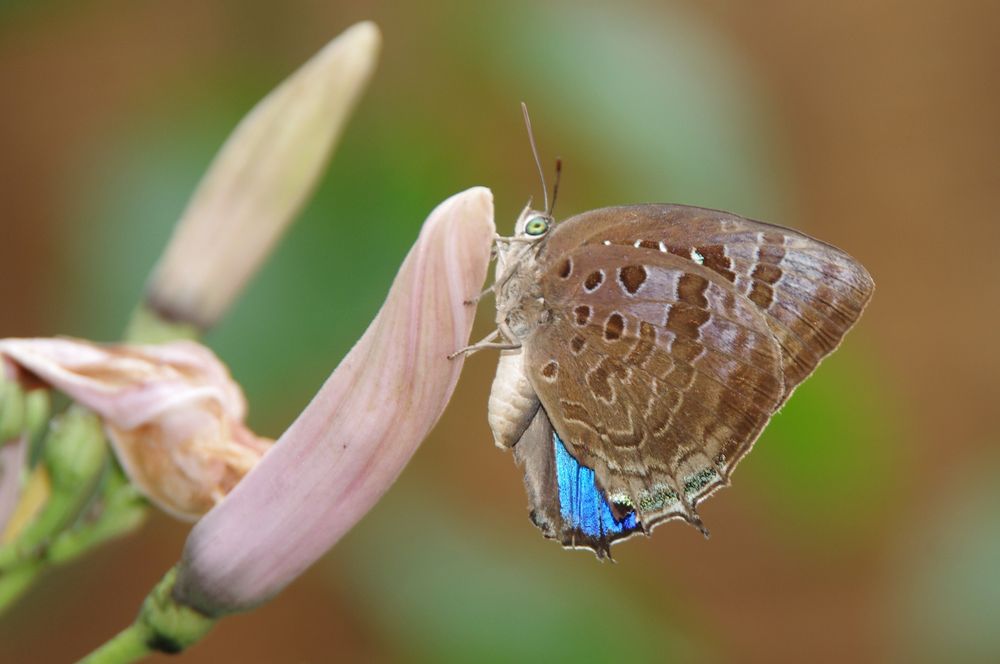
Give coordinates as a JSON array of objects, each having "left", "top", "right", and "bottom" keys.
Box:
[{"left": 174, "top": 186, "right": 495, "bottom": 615}]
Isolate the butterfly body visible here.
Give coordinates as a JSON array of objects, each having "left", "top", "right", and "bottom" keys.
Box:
[{"left": 474, "top": 201, "right": 874, "bottom": 558}]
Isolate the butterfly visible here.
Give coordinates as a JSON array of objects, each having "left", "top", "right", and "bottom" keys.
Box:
[{"left": 455, "top": 106, "right": 874, "bottom": 558}]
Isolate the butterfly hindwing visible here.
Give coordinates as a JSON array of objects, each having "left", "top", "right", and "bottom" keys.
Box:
[
  {"left": 522, "top": 244, "right": 785, "bottom": 540},
  {"left": 513, "top": 406, "right": 642, "bottom": 557}
]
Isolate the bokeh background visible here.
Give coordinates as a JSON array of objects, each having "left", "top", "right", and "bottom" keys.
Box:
[{"left": 1, "top": 1, "right": 998, "bottom": 662}]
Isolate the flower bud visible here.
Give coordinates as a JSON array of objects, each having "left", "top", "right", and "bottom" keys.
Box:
[{"left": 145, "top": 21, "right": 381, "bottom": 330}]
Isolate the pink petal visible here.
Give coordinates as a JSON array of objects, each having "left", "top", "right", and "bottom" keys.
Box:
[
  {"left": 0, "top": 338, "right": 271, "bottom": 519},
  {"left": 174, "top": 186, "right": 495, "bottom": 615}
]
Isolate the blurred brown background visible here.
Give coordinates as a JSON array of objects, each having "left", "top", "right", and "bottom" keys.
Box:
[{"left": 1, "top": 1, "right": 998, "bottom": 662}]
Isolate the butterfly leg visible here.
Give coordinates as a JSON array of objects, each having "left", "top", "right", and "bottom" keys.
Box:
[
  {"left": 466, "top": 234, "right": 544, "bottom": 305},
  {"left": 447, "top": 329, "right": 521, "bottom": 359},
  {"left": 465, "top": 284, "right": 496, "bottom": 306},
  {"left": 464, "top": 258, "right": 524, "bottom": 305}
]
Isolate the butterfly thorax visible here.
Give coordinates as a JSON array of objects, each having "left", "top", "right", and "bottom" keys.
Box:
[
  {"left": 494, "top": 244, "right": 549, "bottom": 340},
  {"left": 492, "top": 205, "right": 557, "bottom": 341}
]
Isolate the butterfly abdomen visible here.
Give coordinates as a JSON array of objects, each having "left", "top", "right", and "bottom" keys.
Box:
[{"left": 488, "top": 349, "right": 541, "bottom": 450}]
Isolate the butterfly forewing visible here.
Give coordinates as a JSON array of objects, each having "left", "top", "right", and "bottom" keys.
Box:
[
  {"left": 523, "top": 243, "right": 785, "bottom": 536},
  {"left": 540, "top": 205, "right": 875, "bottom": 401}
]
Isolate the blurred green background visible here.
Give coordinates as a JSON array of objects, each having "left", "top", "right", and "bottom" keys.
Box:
[{"left": 1, "top": 1, "right": 997, "bottom": 662}]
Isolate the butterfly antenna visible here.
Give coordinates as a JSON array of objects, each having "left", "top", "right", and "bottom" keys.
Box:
[
  {"left": 548, "top": 157, "right": 562, "bottom": 217},
  {"left": 521, "top": 102, "right": 549, "bottom": 213}
]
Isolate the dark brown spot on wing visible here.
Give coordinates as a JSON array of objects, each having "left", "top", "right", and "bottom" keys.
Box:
[
  {"left": 587, "top": 364, "right": 613, "bottom": 401},
  {"left": 541, "top": 361, "right": 558, "bottom": 379},
  {"left": 575, "top": 305, "right": 591, "bottom": 325},
  {"left": 560, "top": 400, "right": 592, "bottom": 424},
  {"left": 558, "top": 257, "right": 572, "bottom": 278},
  {"left": 619, "top": 265, "right": 647, "bottom": 294},
  {"left": 584, "top": 270, "right": 604, "bottom": 291},
  {"left": 665, "top": 274, "right": 711, "bottom": 363},
  {"left": 695, "top": 245, "right": 737, "bottom": 282},
  {"left": 752, "top": 263, "right": 782, "bottom": 284},
  {"left": 604, "top": 313, "right": 625, "bottom": 340},
  {"left": 747, "top": 238, "right": 785, "bottom": 310},
  {"left": 570, "top": 335, "right": 586, "bottom": 353},
  {"left": 676, "top": 272, "right": 709, "bottom": 308},
  {"left": 748, "top": 282, "right": 774, "bottom": 309},
  {"left": 623, "top": 321, "right": 657, "bottom": 368}
]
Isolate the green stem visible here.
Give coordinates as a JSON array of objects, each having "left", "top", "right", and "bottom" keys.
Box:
[
  {"left": 0, "top": 376, "right": 26, "bottom": 442},
  {"left": 79, "top": 621, "right": 154, "bottom": 664},
  {"left": 0, "top": 561, "right": 42, "bottom": 615},
  {"left": 124, "top": 305, "right": 200, "bottom": 344},
  {"left": 47, "top": 498, "right": 148, "bottom": 566},
  {"left": 80, "top": 567, "right": 216, "bottom": 663}
]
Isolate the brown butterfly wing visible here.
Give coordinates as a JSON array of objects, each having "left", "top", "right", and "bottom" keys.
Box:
[
  {"left": 541, "top": 205, "right": 875, "bottom": 402},
  {"left": 523, "top": 243, "right": 785, "bottom": 533}
]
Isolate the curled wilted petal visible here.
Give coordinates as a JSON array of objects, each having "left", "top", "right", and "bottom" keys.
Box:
[
  {"left": 173, "top": 186, "right": 495, "bottom": 616},
  {"left": 147, "top": 21, "right": 381, "bottom": 329},
  {"left": 0, "top": 339, "right": 272, "bottom": 519}
]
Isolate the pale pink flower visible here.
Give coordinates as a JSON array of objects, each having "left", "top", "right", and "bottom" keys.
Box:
[
  {"left": 173, "top": 186, "right": 494, "bottom": 615},
  {"left": 0, "top": 338, "right": 271, "bottom": 520}
]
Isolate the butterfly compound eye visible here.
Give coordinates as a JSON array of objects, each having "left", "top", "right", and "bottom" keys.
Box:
[{"left": 525, "top": 216, "right": 550, "bottom": 236}]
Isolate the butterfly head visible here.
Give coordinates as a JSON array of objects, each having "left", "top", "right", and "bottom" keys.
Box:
[
  {"left": 513, "top": 204, "right": 554, "bottom": 239},
  {"left": 524, "top": 215, "right": 551, "bottom": 237}
]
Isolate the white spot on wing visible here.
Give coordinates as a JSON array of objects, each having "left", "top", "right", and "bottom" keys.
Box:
[
  {"left": 603, "top": 240, "right": 612, "bottom": 246},
  {"left": 691, "top": 249, "right": 705, "bottom": 265},
  {"left": 658, "top": 241, "right": 667, "bottom": 252}
]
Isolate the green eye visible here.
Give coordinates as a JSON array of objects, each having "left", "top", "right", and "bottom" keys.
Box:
[{"left": 525, "top": 216, "right": 550, "bottom": 236}]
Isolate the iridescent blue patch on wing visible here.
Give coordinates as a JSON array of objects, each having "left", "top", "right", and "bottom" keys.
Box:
[{"left": 554, "top": 432, "right": 639, "bottom": 537}]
